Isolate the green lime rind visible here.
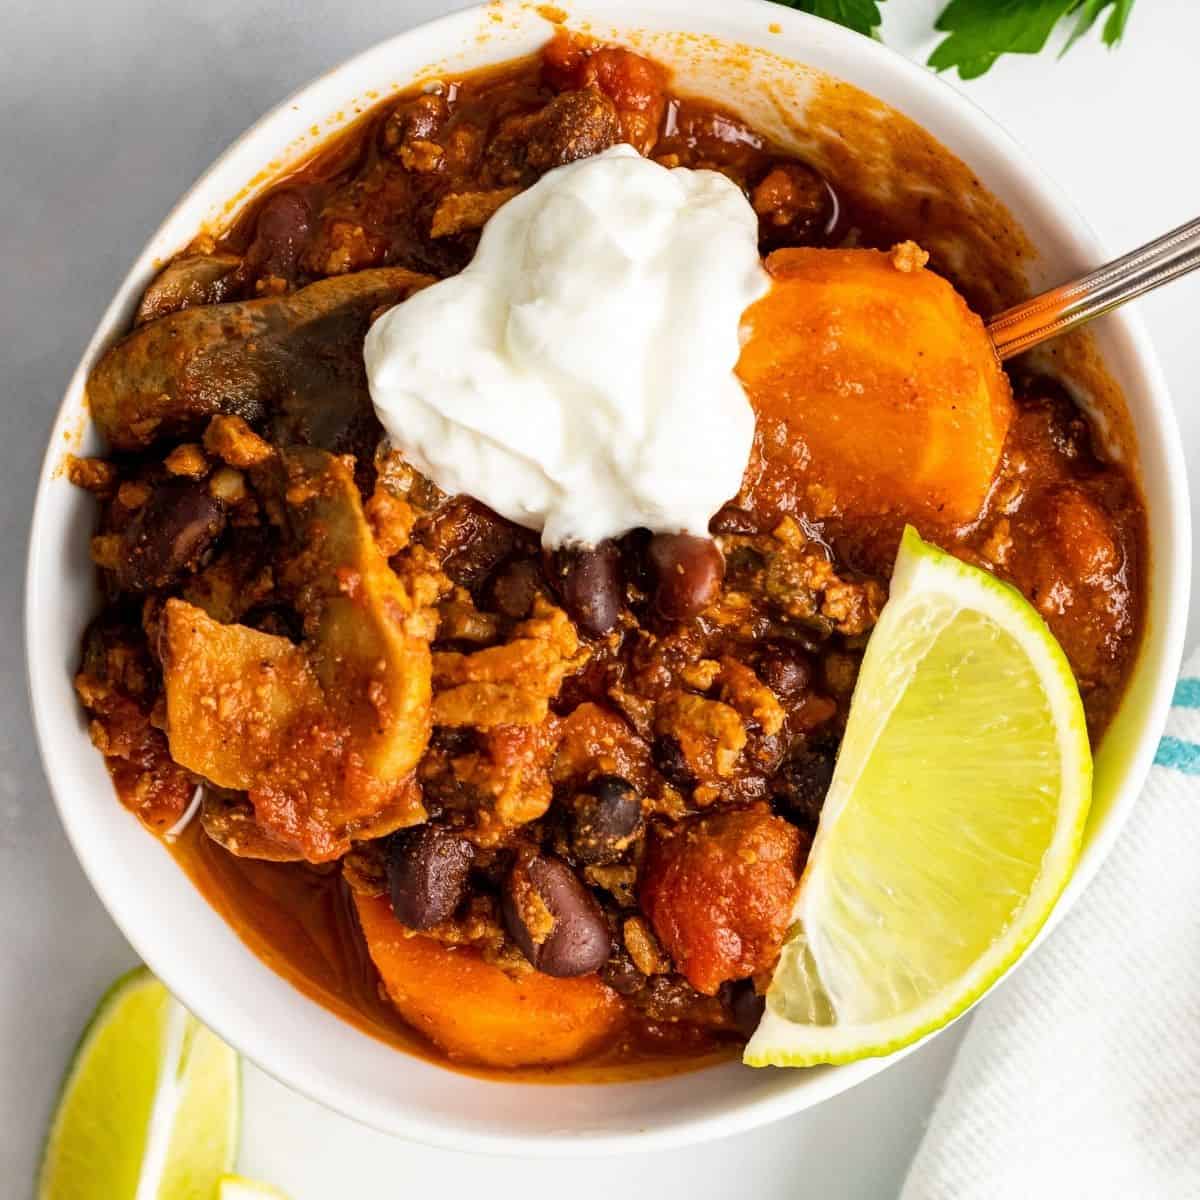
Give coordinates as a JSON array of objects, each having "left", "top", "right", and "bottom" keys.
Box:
[
  {"left": 37, "top": 968, "right": 240, "bottom": 1200},
  {"left": 37, "top": 967, "right": 168, "bottom": 1200},
  {"left": 745, "top": 526, "right": 1092, "bottom": 1068}
]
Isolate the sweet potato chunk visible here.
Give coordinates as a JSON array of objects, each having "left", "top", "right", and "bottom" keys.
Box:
[
  {"left": 355, "top": 894, "right": 624, "bottom": 1068},
  {"left": 737, "top": 246, "right": 1013, "bottom": 528},
  {"left": 640, "top": 805, "right": 805, "bottom": 995}
]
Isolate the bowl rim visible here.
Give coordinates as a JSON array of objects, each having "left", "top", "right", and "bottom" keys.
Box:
[{"left": 24, "top": 0, "right": 1191, "bottom": 1155}]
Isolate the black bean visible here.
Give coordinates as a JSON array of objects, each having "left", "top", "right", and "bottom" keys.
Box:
[
  {"left": 116, "top": 480, "right": 226, "bottom": 592},
  {"left": 570, "top": 776, "right": 643, "bottom": 865},
  {"left": 653, "top": 734, "right": 694, "bottom": 789},
  {"left": 502, "top": 854, "right": 611, "bottom": 977},
  {"left": 721, "top": 979, "right": 766, "bottom": 1038},
  {"left": 483, "top": 557, "right": 541, "bottom": 620},
  {"left": 771, "top": 747, "right": 837, "bottom": 827},
  {"left": 545, "top": 541, "right": 622, "bottom": 637},
  {"left": 647, "top": 533, "right": 724, "bottom": 622},
  {"left": 757, "top": 642, "right": 815, "bottom": 699},
  {"left": 387, "top": 825, "right": 474, "bottom": 930}
]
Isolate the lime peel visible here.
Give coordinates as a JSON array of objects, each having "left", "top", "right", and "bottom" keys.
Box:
[
  {"left": 745, "top": 526, "right": 1092, "bottom": 1067},
  {"left": 37, "top": 967, "right": 240, "bottom": 1200}
]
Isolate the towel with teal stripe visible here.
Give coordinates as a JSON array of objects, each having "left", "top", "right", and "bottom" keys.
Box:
[
  {"left": 904, "top": 645, "right": 1200, "bottom": 1199},
  {"left": 1155, "top": 674, "right": 1200, "bottom": 775}
]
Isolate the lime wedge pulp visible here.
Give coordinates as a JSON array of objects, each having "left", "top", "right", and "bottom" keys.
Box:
[
  {"left": 746, "top": 526, "right": 1092, "bottom": 1067},
  {"left": 38, "top": 967, "right": 240, "bottom": 1200}
]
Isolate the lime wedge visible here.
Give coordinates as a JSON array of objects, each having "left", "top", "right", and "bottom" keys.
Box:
[
  {"left": 219, "top": 1177, "right": 291, "bottom": 1200},
  {"left": 745, "top": 526, "right": 1092, "bottom": 1067},
  {"left": 38, "top": 967, "right": 240, "bottom": 1200}
]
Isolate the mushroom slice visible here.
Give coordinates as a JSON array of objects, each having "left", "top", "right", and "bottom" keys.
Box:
[
  {"left": 90, "top": 266, "right": 433, "bottom": 452},
  {"left": 162, "top": 449, "right": 434, "bottom": 862},
  {"left": 135, "top": 252, "right": 244, "bottom": 325}
]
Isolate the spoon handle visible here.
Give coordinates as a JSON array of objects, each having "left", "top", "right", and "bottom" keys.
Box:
[{"left": 987, "top": 215, "right": 1200, "bottom": 360}]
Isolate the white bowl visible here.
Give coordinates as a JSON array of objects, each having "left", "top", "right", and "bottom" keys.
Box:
[{"left": 26, "top": 0, "right": 1191, "bottom": 1155}]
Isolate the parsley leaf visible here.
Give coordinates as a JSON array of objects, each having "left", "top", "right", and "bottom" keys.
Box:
[
  {"left": 777, "top": 0, "right": 887, "bottom": 39},
  {"left": 928, "top": 0, "right": 1138, "bottom": 80},
  {"left": 1063, "top": 0, "right": 1136, "bottom": 52},
  {"left": 768, "top": 0, "right": 1137, "bottom": 78}
]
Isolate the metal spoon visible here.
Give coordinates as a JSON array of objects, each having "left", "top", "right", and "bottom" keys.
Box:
[{"left": 986, "top": 215, "right": 1200, "bottom": 360}]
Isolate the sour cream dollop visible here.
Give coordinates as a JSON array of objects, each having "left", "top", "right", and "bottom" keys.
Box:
[{"left": 364, "top": 144, "right": 769, "bottom": 547}]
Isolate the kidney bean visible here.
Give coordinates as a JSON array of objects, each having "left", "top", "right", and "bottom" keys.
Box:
[
  {"left": 569, "top": 776, "right": 643, "bottom": 865},
  {"left": 502, "top": 854, "right": 611, "bottom": 977},
  {"left": 647, "top": 534, "right": 724, "bottom": 622},
  {"left": 721, "top": 979, "right": 766, "bottom": 1038},
  {"left": 115, "top": 480, "right": 226, "bottom": 592},
  {"left": 771, "top": 747, "right": 837, "bottom": 827},
  {"left": 545, "top": 541, "right": 622, "bottom": 637},
  {"left": 244, "top": 189, "right": 314, "bottom": 283},
  {"left": 757, "top": 642, "right": 815, "bottom": 699},
  {"left": 388, "top": 825, "right": 474, "bottom": 930}
]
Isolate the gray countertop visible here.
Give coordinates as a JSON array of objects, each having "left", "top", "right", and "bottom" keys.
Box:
[{"left": 2, "top": 2, "right": 1196, "bottom": 1196}]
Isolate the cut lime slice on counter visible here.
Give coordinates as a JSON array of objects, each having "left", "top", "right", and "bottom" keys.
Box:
[
  {"left": 746, "top": 526, "right": 1092, "bottom": 1067},
  {"left": 219, "top": 1177, "right": 291, "bottom": 1200},
  {"left": 38, "top": 967, "right": 240, "bottom": 1200}
]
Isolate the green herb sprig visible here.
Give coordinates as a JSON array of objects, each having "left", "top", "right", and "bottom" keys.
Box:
[{"left": 780, "top": 0, "right": 1137, "bottom": 79}]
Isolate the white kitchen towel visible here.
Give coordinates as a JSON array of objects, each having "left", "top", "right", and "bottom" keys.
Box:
[{"left": 902, "top": 648, "right": 1200, "bottom": 1200}]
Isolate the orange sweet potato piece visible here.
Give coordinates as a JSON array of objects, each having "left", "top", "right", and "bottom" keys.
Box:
[
  {"left": 737, "top": 246, "right": 1013, "bottom": 528},
  {"left": 640, "top": 805, "right": 805, "bottom": 995},
  {"left": 354, "top": 894, "right": 625, "bottom": 1068}
]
